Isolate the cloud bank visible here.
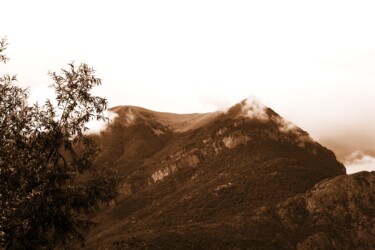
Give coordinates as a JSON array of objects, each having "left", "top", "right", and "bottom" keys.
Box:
[{"left": 344, "top": 151, "right": 375, "bottom": 174}]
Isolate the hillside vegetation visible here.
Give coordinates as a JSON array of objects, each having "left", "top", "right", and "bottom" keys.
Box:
[{"left": 75, "top": 99, "right": 373, "bottom": 249}]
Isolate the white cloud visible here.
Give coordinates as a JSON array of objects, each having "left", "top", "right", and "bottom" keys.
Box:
[
  {"left": 85, "top": 111, "right": 118, "bottom": 134},
  {"left": 241, "top": 97, "right": 268, "bottom": 121},
  {"left": 344, "top": 151, "right": 375, "bottom": 174}
]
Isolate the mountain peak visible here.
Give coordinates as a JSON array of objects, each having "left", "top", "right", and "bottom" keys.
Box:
[
  {"left": 86, "top": 97, "right": 351, "bottom": 249},
  {"left": 223, "top": 97, "right": 316, "bottom": 150},
  {"left": 237, "top": 96, "right": 269, "bottom": 121}
]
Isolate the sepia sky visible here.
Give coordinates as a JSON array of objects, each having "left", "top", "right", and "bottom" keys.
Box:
[{"left": 1, "top": 0, "right": 375, "bottom": 172}]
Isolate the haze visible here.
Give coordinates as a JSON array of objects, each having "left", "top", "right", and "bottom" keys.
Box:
[{"left": 1, "top": 0, "right": 374, "bottom": 173}]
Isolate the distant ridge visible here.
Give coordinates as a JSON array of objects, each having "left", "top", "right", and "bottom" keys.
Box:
[{"left": 110, "top": 105, "right": 219, "bottom": 132}]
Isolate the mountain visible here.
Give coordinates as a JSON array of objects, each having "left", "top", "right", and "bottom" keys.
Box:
[
  {"left": 276, "top": 171, "right": 375, "bottom": 249},
  {"left": 81, "top": 97, "right": 374, "bottom": 249}
]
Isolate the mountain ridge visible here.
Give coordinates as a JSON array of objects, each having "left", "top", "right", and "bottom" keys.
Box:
[
  {"left": 109, "top": 105, "right": 218, "bottom": 132},
  {"left": 81, "top": 98, "right": 374, "bottom": 249}
]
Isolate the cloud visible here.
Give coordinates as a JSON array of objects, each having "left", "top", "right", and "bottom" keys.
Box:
[
  {"left": 276, "top": 117, "right": 298, "bottom": 134},
  {"left": 241, "top": 96, "right": 269, "bottom": 121},
  {"left": 271, "top": 116, "right": 313, "bottom": 144},
  {"left": 85, "top": 110, "right": 118, "bottom": 134},
  {"left": 344, "top": 151, "right": 375, "bottom": 174},
  {"left": 238, "top": 97, "right": 314, "bottom": 143}
]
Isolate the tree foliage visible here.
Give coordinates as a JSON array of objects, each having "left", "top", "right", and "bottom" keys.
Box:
[{"left": 0, "top": 38, "right": 117, "bottom": 249}]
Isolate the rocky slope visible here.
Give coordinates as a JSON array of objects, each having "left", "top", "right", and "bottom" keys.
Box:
[
  {"left": 277, "top": 171, "right": 375, "bottom": 249},
  {"left": 80, "top": 98, "right": 374, "bottom": 249}
]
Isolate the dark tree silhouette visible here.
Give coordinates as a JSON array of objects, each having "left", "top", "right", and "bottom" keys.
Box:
[{"left": 0, "top": 38, "right": 117, "bottom": 249}]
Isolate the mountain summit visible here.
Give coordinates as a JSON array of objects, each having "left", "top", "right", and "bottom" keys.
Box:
[{"left": 83, "top": 98, "right": 374, "bottom": 249}]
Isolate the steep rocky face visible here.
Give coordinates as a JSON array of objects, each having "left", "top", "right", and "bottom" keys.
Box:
[
  {"left": 277, "top": 171, "right": 375, "bottom": 249},
  {"left": 82, "top": 98, "right": 357, "bottom": 249}
]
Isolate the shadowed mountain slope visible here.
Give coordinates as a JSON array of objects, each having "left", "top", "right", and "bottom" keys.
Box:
[
  {"left": 276, "top": 171, "right": 375, "bottom": 249},
  {"left": 80, "top": 98, "right": 374, "bottom": 249}
]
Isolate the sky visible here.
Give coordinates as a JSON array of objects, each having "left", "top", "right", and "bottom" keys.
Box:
[{"left": 1, "top": 0, "right": 375, "bottom": 173}]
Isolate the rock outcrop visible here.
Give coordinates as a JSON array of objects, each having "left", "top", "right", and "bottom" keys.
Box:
[{"left": 277, "top": 171, "right": 375, "bottom": 249}]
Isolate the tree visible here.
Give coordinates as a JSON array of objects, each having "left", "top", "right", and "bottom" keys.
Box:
[{"left": 0, "top": 38, "right": 117, "bottom": 249}]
